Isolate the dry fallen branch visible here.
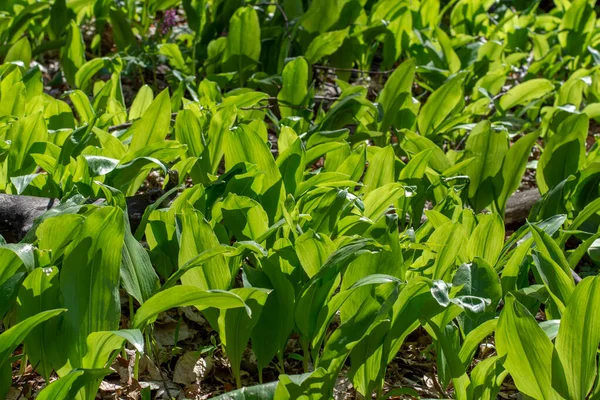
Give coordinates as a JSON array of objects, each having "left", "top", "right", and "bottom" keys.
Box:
[{"left": 1, "top": 189, "right": 541, "bottom": 242}]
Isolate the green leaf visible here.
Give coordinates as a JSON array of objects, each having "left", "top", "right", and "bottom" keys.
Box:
[
  {"left": 250, "top": 259, "right": 296, "bottom": 375},
  {"left": 219, "top": 288, "right": 270, "bottom": 388},
  {"left": 211, "top": 381, "right": 278, "bottom": 399},
  {"left": 305, "top": 28, "right": 349, "bottom": 65},
  {"left": 553, "top": 276, "right": 600, "bottom": 399},
  {"left": 17, "top": 267, "right": 62, "bottom": 380},
  {"left": 453, "top": 258, "right": 501, "bottom": 333},
  {"left": 464, "top": 121, "right": 509, "bottom": 211},
  {"left": 175, "top": 109, "right": 205, "bottom": 158},
  {"left": 120, "top": 228, "right": 159, "bottom": 305},
  {"left": 223, "top": 6, "right": 261, "bottom": 85},
  {"left": 301, "top": 0, "right": 343, "bottom": 33},
  {"left": 0, "top": 309, "right": 66, "bottom": 366},
  {"left": 417, "top": 73, "right": 465, "bottom": 137},
  {"left": 470, "top": 356, "right": 508, "bottom": 400},
  {"left": 60, "top": 206, "right": 125, "bottom": 364},
  {"left": 278, "top": 57, "right": 309, "bottom": 119},
  {"left": 5, "top": 37, "right": 31, "bottom": 67},
  {"left": 537, "top": 113, "right": 587, "bottom": 194},
  {"left": 207, "top": 106, "right": 237, "bottom": 174},
  {"left": 466, "top": 213, "right": 504, "bottom": 266},
  {"left": 498, "top": 79, "right": 554, "bottom": 111},
  {"left": 496, "top": 294, "right": 559, "bottom": 399},
  {"left": 295, "top": 230, "right": 336, "bottom": 279},
  {"left": 128, "top": 85, "right": 154, "bottom": 120},
  {"left": 214, "top": 193, "right": 269, "bottom": 241},
  {"left": 178, "top": 209, "right": 232, "bottom": 290},
  {"left": 362, "top": 183, "right": 405, "bottom": 221},
  {"left": 558, "top": 0, "right": 596, "bottom": 57},
  {"left": 74, "top": 58, "right": 107, "bottom": 93},
  {"left": 78, "top": 330, "right": 144, "bottom": 398},
  {"left": 36, "top": 369, "right": 112, "bottom": 400},
  {"left": 108, "top": 8, "right": 137, "bottom": 51},
  {"left": 61, "top": 21, "right": 85, "bottom": 86},
  {"left": 128, "top": 89, "right": 172, "bottom": 153},
  {"left": 495, "top": 130, "right": 539, "bottom": 214},
  {"left": 378, "top": 58, "right": 416, "bottom": 118},
  {"left": 0, "top": 272, "right": 25, "bottom": 320},
  {"left": 428, "top": 221, "right": 466, "bottom": 280},
  {"left": 361, "top": 145, "right": 396, "bottom": 194},
  {"left": 133, "top": 286, "right": 249, "bottom": 329},
  {"left": 7, "top": 112, "right": 47, "bottom": 177},
  {"left": 159, "top": 43, "right": 190, "bottom": 74},
  {"left": 69, "top": 90, "right": 96, "bottom": 123},
  {"left": 295, "top": 238, "right": 386, "bottom": 342},
  {"left": 224, "top": 124, "right": 281, "bottom": 192}
]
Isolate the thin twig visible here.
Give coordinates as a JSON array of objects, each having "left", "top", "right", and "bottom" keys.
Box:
[
  {"left": 312, "top": 65, "right": 394, "bottom": 75},
  {"left": 258, "top": 2, "right": 288, "bottom": 29},
  {"left": 105, "top": 95, "right": 338, "bottom": 131},
  {"left": 15, "top": 360, "right": 41, "bottom": 400},
  {"left": 150, "top": 327, "right": 173, "bottom": 399},
  {"left": 108, "top": 112, "right": 178, "bottom": 132}
]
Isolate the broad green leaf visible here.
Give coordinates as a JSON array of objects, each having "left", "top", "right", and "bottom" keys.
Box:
[
  {"left": 36, "top": 369, "right": 111, "bottom": 400},
  {"left": 305, "top": 28, "right": 349, "bottom": 65},
  {"left": 17, "top": 267, "right": 62, "bottom": 380},
  {"left": 278, "top": 57, "right": 309, "bottom": 119},
  {"left": 428, "top": 221, "right": 466, "bottom": 280},
  {"left": 537, "top": 113, "right": 587, "bottom": 194},
  {"left": 553, "top": 276, "right": 600, "bottom": 400},
  {"left": 133, "top": 286, "right": 249, "bottom": 329},
  {"left": 61, "top": 21, "right": 85, "bottom": 86},
  {"left": 362, "top": 183, "right": 404, "bottom": 221},
  {"left": 7, "top": 112, "right": 47, "bottom": 177},
  {"left": 108, "top": 8, "right": 137, "bottom": 50},
  {"left": 128, "top": 89, "right": 171, "bottom": 153},
  {"left": 175, "top": 109, "right": 204, "bottom": 158},
  {"left": 466, "top": 213, "right": 504, "bottom": 266},
  {"left": 5, "top": 37, "right": 31, "bottom": 67},
  {"left": 496, "top": 294, "right": 559, "bottom": 399},
  {"left": 464, "top": 121, "right": 508, "bottom": 211},
  {"left": 211, "top": 381, "right": 278, "bottom": 399},
  {"left": 75, "top": 58, "right": 107, "bottom": 93},
  {"left": 213, "top": 193, "right": 269, "bottom": 241},
  {"left": 78, "top": 330, "right": 144, "bottom": 398},
  {"left": 0, "top": 272, "right": 25, "bottom": 320},
  {"left": 120, "top": 228, "right": 159, "bottom": 305},
  {"left": 301, "top": 0, "right": 343, "bottom": 33},
  {"left": 495, "top": 130, "right": 539, "bottom": 214},
  {"left": 361, "top": 146, "right": 396, "bottom": 194},
  {"left": 60, "top": 206, "right": 125, "bottom": 363},
  {"left": 223, "top": 6, "right": 261, "bottom": 85},
  {"left": 558, "top": 0, "right": 596, "bottom": 57},
  {"left": 453, "top": 258, "right": 501, "bottom": 333},
  {"left": 378, "top": 59, "right": 416, "bottom": 116},
  {"left": 219, "top": 288, "right": 270, "bottom": 388},
  {"left": 178, "top": 209, "right": 231, "bottom": 290},
  {"left": 251, "top": 259, "right": 296, "bottom": 375},
  {"left": 417, "top": 73, "right": 465, "bottom": 136},
  {"left": 207, "top": 106, "right": 237, "bottom": 173},
  {"left": 295, "top": 230, "right": 336, "bottom": 278},
  {"left": 0, "top": 309, "right": 65, "bottom": 366},
  {"left": 224, "top": 124, "right": 281, "bottom": 192},
  {"left": 498, "top": 79, "right": 554, "bottom": 111},
  {"left": 470, "top": 356, "right": 508, "bottom": 400},
  {"left": 128, "top": 85, "right": 154, "bottom": 120}
]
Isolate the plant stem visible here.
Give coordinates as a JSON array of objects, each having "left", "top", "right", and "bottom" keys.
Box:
[
  {"left": 300, "top": 337, "right": 311, "bottom": 373},
  {"left": 133, "top": 350, "right": 140, "bottom": 381}
]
